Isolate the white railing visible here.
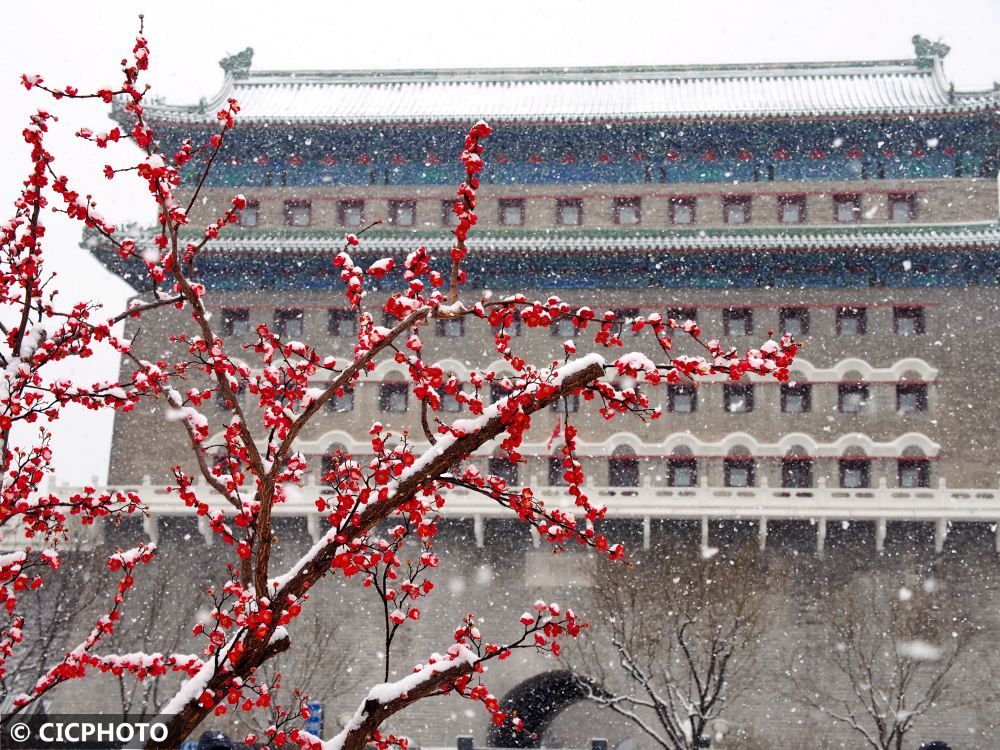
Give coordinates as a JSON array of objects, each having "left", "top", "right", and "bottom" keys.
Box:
[{"left": 32, "top": 475, "right": 1000, "bottom": 554}]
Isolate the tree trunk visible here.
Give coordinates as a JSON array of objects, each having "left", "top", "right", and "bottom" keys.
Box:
[{"left": 146, "top": 361, "right": 604, "bottom": 748}]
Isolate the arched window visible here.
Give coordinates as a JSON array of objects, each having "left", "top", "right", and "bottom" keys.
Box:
[
  {"left": 379, "top": 372, "right": 409, "bottom": 413},
  {"left": 838, "top": 377, "right": 869, "bottom": 413},
  {"left": 211, "top": 451, "right": 230, "bottom": 473},
  {"left": 608, "top": 445, "right": 639, "bottom": 487},
  {"left": 898, "top": 447, "right": 930, "bottom": 488},
  {"left": 668, "top": 448, "right": 697, "bottom": 487},
  {"left": 321, "top": 443, "right": 348, "bottom": 483},
  {"left": 550, "top": 393, "right": 581, "bottom": 413},
  {"left": 782, "top": 446, "right": 813, "bottom": 488},
  {"left": 216, "top": 382, "right": 247, "bottom": 410},
  {"left": 489, "top": 452, "right": 518, "bottom": 486},
  {"left": 327, "top": 386, "right": 354, "bottom": 413},
  {"left": 441, "top": 388, "right": 465, "bottom": 413},
  {"left": 839, "top": 448, "right": 870, "bottom": 488},
  {"left": 896, "top": 374, "right": 928, "bottom": 413},
  {"left": 490, "top": 382, "right": 507, "bottom": 404},
  {"left": 724, "top": 446, "right": 755, "bottom": 488},
  {"left": 548, "top": 445, "right": 567, "bottom": 487}
]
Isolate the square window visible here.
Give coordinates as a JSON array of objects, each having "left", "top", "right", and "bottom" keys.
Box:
[
  {"left": 614, "top": 307, "right": 641, "bottom": 337},
  {"left": 338, "top": 200, "right": 364, "bottom": 227},
  {"left": 493, "top": 315, "right": 522, "bottom": 337},
  {"left": 436, "top": 317, "right": 465, "bottom": 338},
  {"left": 667, "top": 307, "right": 697, "bottom": 325},
  {"left": 893, "top": 306, "right": 925, "bottom": 335},
  {"left": 669, "top": 198, "right": 696, "bottom": 225},
  {"left": 723, "top": 307, "right": 753, "bottom": 336},
  {"left": 782, "top": 459, "right": 813, "bottom": 488},
  {"left": 724, "top": 459, "right": 755, "bottom": 488},
  {"left": 779, "top": 307, "right": 809, "bottom": 336},
  {"left": 897, "top": 384, "right": 928, "bottom": 413},
  {"left": 668, "top": 384, "right": 697, "bottom": 413},
  {"left": 328, "top": 388, "right": 354, "bottom": 413},
  {"left": 239, "top": 201, "right": 259, "bottom": 228},
  {"left": 328, "top": 309, "right": 357, "bottom": 337},
  {"left": 724, "top": 384, "right": 754, "bottom": 413},
  {"left": 723, "top": 196, "right": 751, "bottom": 224},
  {"left": 556, "top": 199, "right": 583, "bottom": 226},
  {"left": 668, "top": 458, "right": 697, "bottom": 487},
  {"left": 389, "top": 200, "right": 416, "bottom": 226},
  {"left": 490, "top": 383, "right": 507, "bottom": 404},
  {"left": 442, "top": 200, "right": 460, "bottom": 227},
  {"left": 834, "top": 194, "right": 861, "bottom": 223},
  {"left": 489, "top": 456, "right": 518, "bottom": 486},
  {"left": 551, "top": 317, "right": 577, "bottom": 338},
  {"left": 838, "top": 384, "right": 869, "bottom": 414},
  {"left": 898, "top": 459, "right": 930, "bottom": 488},
  {"left": 222, "top": 308, "right": 250, "bottom": 337},
  {"left": 889, "top": 193, "right": 915, "bottom": 222},
  {"left": 836, "top": 307, "right": 867, "bottom": 336},
  {"left": 379, "top": 383, "right": 409, "bottom": 413},
  {"left": 840, "top": 460, "right": 870, "bottom": 489},
  {"left": 499, "top": 199, "right": 525, "bottom": 226},
  {"left": 274, "top": 309, "right": 304, "bottom": 338},
  {"left": 781, "top": 384, "right": 812, "bottom": 413},
  {"left": 778, "top": 195, "right": 805, "bottom": 224},
  {"left": 614, "top": 197, "right": 641, "bottom": 225},
  {"left": 284, "top": 201, "right": 311, "bottom": 227}
]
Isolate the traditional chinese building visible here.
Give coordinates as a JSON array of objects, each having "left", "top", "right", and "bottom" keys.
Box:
[{"left": 85, "top": 36, "right": 1000, "bottom": 747}]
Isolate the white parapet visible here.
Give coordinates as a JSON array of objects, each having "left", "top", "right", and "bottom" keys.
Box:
[
  {"left": 10, "top": 478, "right": 996, "bottom": 554},
  {"left": 41, "top": 478, "right": 1000, "bottom": 523}
]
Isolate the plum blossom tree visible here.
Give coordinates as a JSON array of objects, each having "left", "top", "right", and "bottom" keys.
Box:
[{"left": 0, "top": 19, "right": 799, "bottom": 749}]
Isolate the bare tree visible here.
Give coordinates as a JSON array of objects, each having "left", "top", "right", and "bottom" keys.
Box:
[
  {"left": 571, "top": 544, "right": 771, "bottom": 750},
  {"left": 788, "top": 563, "right": 975, "bottom": 750},
  {"left": 103, "top": 548, "right": 205, "bottom": 720},
  {"left": 233, "top": 607, "right": 362, "bottom": 743},
  {"left": 0, "top": 549, "right": 101, "bottom": 711}
]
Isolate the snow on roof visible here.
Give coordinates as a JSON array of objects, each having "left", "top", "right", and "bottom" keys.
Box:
[
  {"left": 122, "top": 223, "right": 1000, "bottom": 256},
  {"left": 137, "top": 50, "right": 1000, "bottom": 126}
]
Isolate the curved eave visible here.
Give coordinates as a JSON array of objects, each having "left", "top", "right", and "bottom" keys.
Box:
[
  {"left": 123, "top": 57, "right": 1000, "bottom": 129},
  {"left": 88, "top": 223, "right": 1000, "bottom": 259},
  {"left": 131, "top": 102, "right": 1000, "bottom": 129}
]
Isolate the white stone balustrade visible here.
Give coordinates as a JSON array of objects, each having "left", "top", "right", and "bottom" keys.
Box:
[{"left": 4, "top": 473, "right": 991, "bottom": 555}]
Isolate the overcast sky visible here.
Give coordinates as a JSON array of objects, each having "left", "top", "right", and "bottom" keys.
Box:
[{"left": 1, "top": 0, "right": 997, "bottom": 484}]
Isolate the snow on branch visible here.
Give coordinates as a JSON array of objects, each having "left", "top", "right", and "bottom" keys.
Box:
[{"left": 8, "top": 24, "right": 804, "bottom": 750}]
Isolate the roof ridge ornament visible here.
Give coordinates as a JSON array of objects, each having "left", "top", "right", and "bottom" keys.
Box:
[
  {"left": 220, "top": 47, "right": 254, "bottom": 79},
  {"left": 912, "top": 35, "right": 950, "bottom": 65}
]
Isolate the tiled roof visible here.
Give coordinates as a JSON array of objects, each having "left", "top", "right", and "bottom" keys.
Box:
[
  {"left": 137, "top": 57, "right": 1000, "bottom": 126},
  {"left": 107, "top": 223, "right": 1000, "bottom": 256}
]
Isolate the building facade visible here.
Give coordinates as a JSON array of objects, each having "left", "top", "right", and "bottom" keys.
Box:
[{"left": 84, "top": 37, "right": 1000, "bottom": 747}]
